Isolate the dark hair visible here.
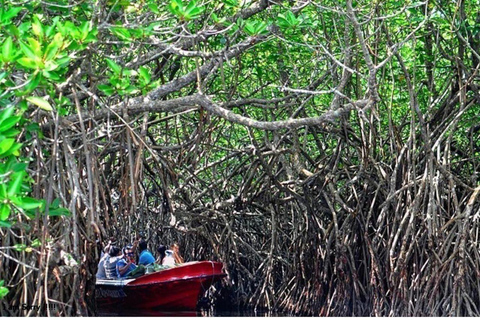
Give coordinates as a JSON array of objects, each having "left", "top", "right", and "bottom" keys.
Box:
[
  {"left": 139, "top": 239, "right": 148, "bottom": 251},
  {"left": 122, "top": 244, "right": 133, "bottom": 255},
  {"left": 109, "top": 246, "right": 120, "bottom": 256},
  {"left": 157, "top": 245, "right": 166, "bottom": 261}
]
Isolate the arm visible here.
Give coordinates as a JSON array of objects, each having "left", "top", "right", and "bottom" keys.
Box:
[
  {"left": 117, "top": 259, "right": 133, "bottom": 276},
  {"left": 132, "top": 240, "right": 139, "bottom": 253}
]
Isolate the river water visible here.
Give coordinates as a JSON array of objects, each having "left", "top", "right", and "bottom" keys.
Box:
[{"left": 97, "top": 306, "right": 291, "bottom": 317}]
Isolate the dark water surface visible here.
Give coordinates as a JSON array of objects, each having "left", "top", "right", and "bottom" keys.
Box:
[{"left": 97, "top": 307, "right": 291, "bottom": 317}]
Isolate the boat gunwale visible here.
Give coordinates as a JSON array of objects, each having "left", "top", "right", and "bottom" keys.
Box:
[
  {"left": 126, "top": 273, "right": 227, "bottom": 287},
  {"left": 95, "top": 261, "right": 225, "bottom": 287},
  {"left": 96, "top": 273, "right": 226, "bottom": 288}
]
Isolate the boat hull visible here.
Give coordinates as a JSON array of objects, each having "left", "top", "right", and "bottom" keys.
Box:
[{"left": 95, "top": 261, "right": 225, "bottom": 311}]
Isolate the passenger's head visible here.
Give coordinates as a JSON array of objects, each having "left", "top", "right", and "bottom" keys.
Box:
[
  {"left": 139, "top": 239, "right": 148, "bottom": 251},
  {"left": 123, "top": 244, "right": 134, "bottom": 258},
  {"left": 109, "top": 246, "right": 121, "bottom": 257},
  {"left": 157, "top": 245, "right": 166, "bottom": 257},
  {"left": 171, "top": 243, "right": 180, "bottom": 252}
]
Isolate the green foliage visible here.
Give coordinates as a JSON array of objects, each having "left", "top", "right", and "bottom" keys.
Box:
[
  {"left": 168, "top": 0, "right": 205, "bottom": 22},
  {"left": 0, "top": 280, "right": 8, "bottom": 300},
  {"left": 0, "top": 6, "right": 23, "bottom": 26},
  {"left": 98, "top": 59, "right": 141, "bottom": 96},
  {"left": 26, "top": 97, "right": 53, "bottom": 111},
  {"left": 243, "top": 20, "right": 269, "bottom": 36},
  {"left": 0, "top": 4, "right": 80, "bottom": 229},
  {"left": 277, "top": 11, "right": 311, "bottom": 30}
]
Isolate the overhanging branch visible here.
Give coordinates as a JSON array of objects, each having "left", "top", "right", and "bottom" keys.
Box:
[{"left": 43, "top": 93, "right": 368, "bottom": 132}]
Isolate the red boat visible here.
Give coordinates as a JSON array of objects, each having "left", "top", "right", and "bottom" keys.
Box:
[{"left": 95, "top": 261, "right": 226, "bottom": 311}]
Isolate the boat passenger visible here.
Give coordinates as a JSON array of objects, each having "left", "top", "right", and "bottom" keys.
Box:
[
  {"left": 156, "top": 245, "right": 167, "bottom": 265},
  {"left": 96, "top": 253, "right": 109, "bottom": 279},
  {"left": 117, "top": 245, "right": 137, "bottom": 278},
  {"left": 138, "top": 239, "right": 155, "bottom": 266},
  {"left": 104, "top": 246, "right": 121, "bottom": 279},
  {"left": 95, "top": 241, "right": 113, "bottom": 279},
  {"left": 163, "top": 249, "right": 176, "bottom": 266},
  {"left": 171, "top": 243, "right": 184, "bottom": 264}
]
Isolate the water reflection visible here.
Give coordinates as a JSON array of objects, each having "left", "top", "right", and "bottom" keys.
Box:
[
  {"left": 97, "top": 307, "right": 198, "bottom": 317},
  {"left": 97, "top": 307, "right": 288, "bottom": 317}
]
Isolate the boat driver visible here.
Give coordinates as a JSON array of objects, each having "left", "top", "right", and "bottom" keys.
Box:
[{"left": 116, "top": 245, "right": 137, "bottom": 278}]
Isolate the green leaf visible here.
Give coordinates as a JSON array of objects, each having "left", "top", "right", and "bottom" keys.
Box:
[
  {"left": 1, "top": 142, "right": 22, "bottom": 157},
  {"left": 31, "top": 15, "right": 44, "bottom": 38},
  {"left": 14, "top": 244, "right": 27, "bottom": 251},
  {"left": 168, "top": 0, "right": 184, "bottom": 17},
  {"left": 1, "top": 129, "right": 21, "bottom": 138},
  {"left": 8, "top": 171, "right": 26, "bottom": 197},
  {"left": 80, "top": 21, "right": 91, "bottom": 40},
  {"left": 27, "top": 38, "right": 42, "bottom": 57},
  {"left": 122, "top": 85, "right": 139, "bottom": 95},
  {"left": 31, "top": 239, "right": 41, "bottom": 247},
  {"left": 43, "top": 70, "right": 61, "bottom": 81},
  {"left": 44, "top": 42, "right": 60, "bottom": 61},
  {"left": 55, "top": 56, "right": 71, "bottom": 68},
  {"left": 27, "top": 96, "right": 53, "bottom": 111},
  {"left": 0, "top": 116, "right": 21, "bottom": 132},
  {"left": 98, "top": 84, "right": 115, "bottom": 96},
  {"left": 1, "top": 7, "right": 23, "bottom": 23},
  {"left": 0, "top": 221, "right": 12, "bottom": 228},
  {"left": 286, "top": 11, "right": 297, "bottom": 26},
  {"left": 148, "top": 2, "right": 160, "bottom": 13},
  {"left": 25, "top": 123, "right": 40, "bottom": 133},
  {"left": 110, "top": 27, "right": 132, "bottom": 41},
  {"left": 45, "top": 17, "right": 60, "bottom": 38},
  {"left": 0, "top": 184, "right": 6, "bottom": 198},
  {"left": 23, "top": 73, "right": 42, "bottom": 93},
  {"left": 11, "top": 196, "right": 45, "bottom": 211},
  {"left": 0, "top": 284, "right": 8, "bottom": 299},
  {"left": 44, "top": 60, "right": 59, "bottom": 72},
  {"left": 139, "top": 66, "right": 151, "bottom": 83},
  {"left": 0, "top": 71, "right": 7, "bottom": 82},
  {"left": 106, "top": 58, "right": 122, "bottom": 74},
  {"left": 51, "top": 198, "right": 60, "bottom": 209},
  {"left": 185, "top": 6, "right": 204, "bottom": 20},
  {"left": 2, "top": 37, "right": 14, "bottom": 62},
  {"left": 48, "top": 207, "right": 71, "bottom": 217},
  {"left": 19, "top": 40, "right": 38, "bottom": 61},
  {"left": 0, "top": 138, "right": 15, "bottom": 154},
  {"left": 244, "top": 21, "right": 268, "bottom": 36},
  {"left": 277, "top": 16, "right": 290, "bottom": 29},
  {"left": 0, "top": 107, "right": 15, "bottom": 125},
  {"left": 0, "top": 204, "right": 10, "bottom": 221},
  {"left": 11, "top": 162, "right": 27, "bottom": 172},
  {"left": 17, "top": 57, "right": 40, "bottom": 69},
  {"left": 222, "top": 0, "right": 238, "bottom": 7},
  {"left": 184, "top": 0, "right": 204, "bottom": 20}
]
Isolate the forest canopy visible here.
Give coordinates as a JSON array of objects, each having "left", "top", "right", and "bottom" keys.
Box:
[{"left": 1, "top": 0, "right": 480, "bottom": 316}]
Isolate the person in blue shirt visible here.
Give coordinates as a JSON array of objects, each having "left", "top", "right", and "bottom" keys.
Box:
[
  {"left": 138, "top": 239, "right": 155, "bottom": 266},
  {"left": 116, "top": 245, "right": 137, "bottom": 278}
]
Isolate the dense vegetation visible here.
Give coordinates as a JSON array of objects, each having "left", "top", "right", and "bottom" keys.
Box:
[{"left": 1, "top": 0, "right": 479, "bottom": 316}]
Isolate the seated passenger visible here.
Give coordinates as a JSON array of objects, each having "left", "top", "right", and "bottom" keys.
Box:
[
  {"left": 162, "top": 249, "right": 176, "bottom": 266},
  {"left": 104, "top": 246, "right": 121, "bottom": 279},
  {"left": 96, "top": 252, "right": 109, "bottom": 279},
  {"left": 138, "top": 240, "right": 155, "bottom": 266},
  {"left": 116, "top": 245, "right": 137, "bottom": 278},
  {"left": 156, "top": 245, "right": 167, "bottom": 265},
  {"left": 171, "top": 243, "right": 184, "bottom": 264}
]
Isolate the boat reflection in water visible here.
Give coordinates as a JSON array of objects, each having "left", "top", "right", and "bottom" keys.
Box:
[
  {"left": 97, "top": 308, "right": 200, "bottom": 317},
  {"left": 95, "top": 261, "right": 225, "bottom": 316}
]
